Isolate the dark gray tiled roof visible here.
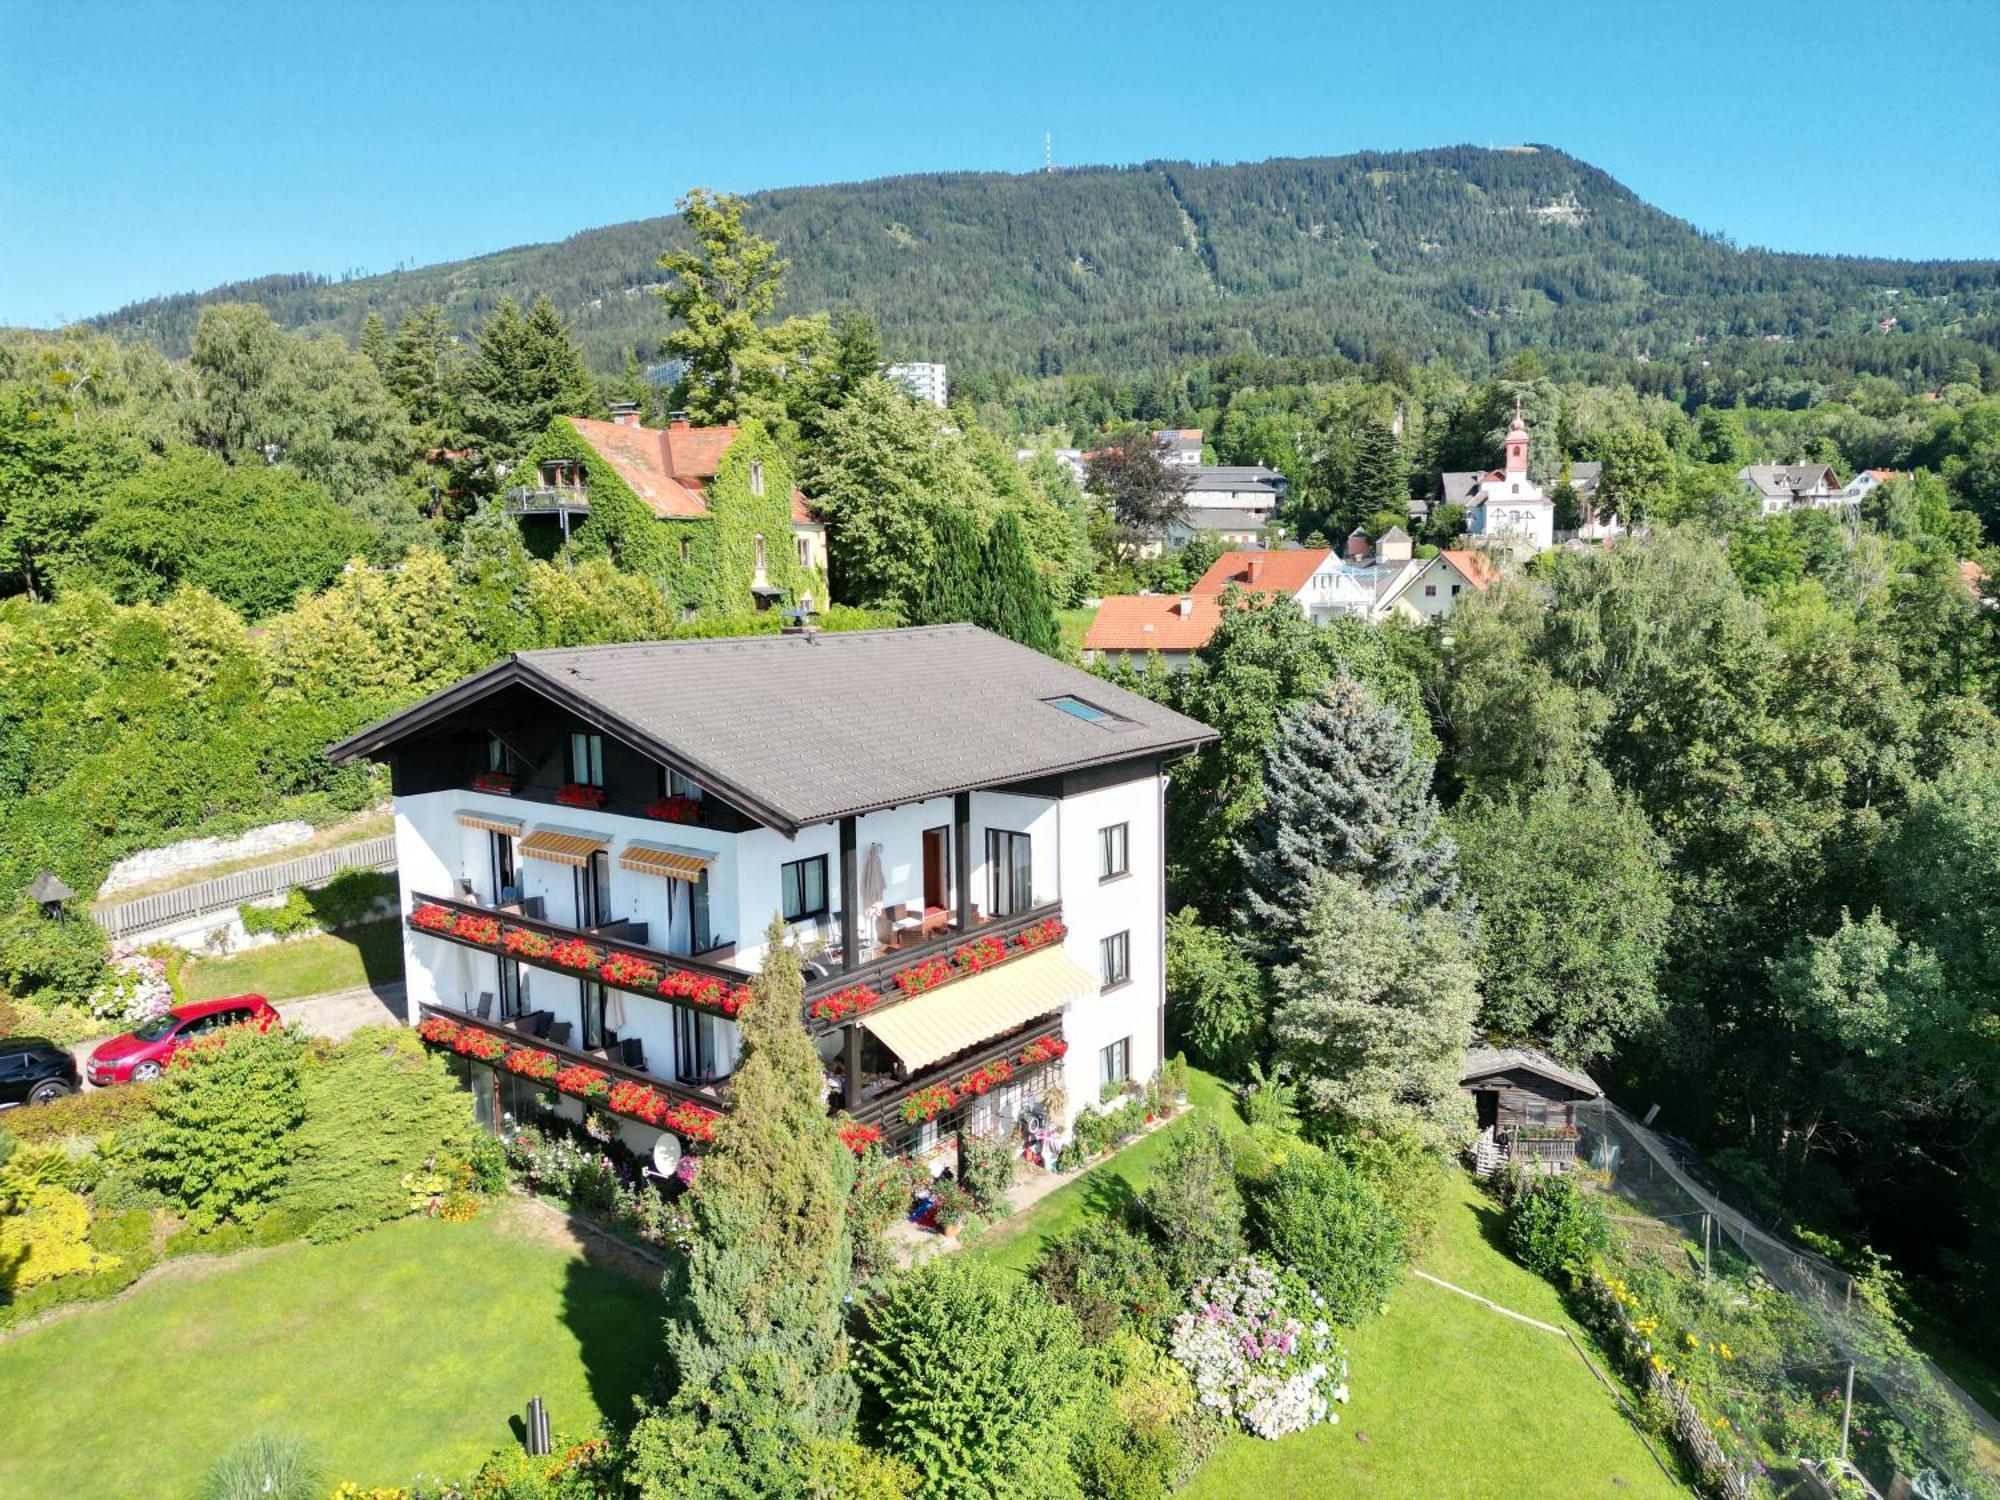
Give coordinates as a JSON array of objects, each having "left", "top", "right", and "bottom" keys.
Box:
[
  {"left": 1462, "top": 1044, "right": 1601, "bottom": 1098},
  {"left": 334, "top": 625, "right": 1215, "bottom": 832}
]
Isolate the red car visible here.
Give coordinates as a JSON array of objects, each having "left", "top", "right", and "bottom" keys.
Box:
[{"left": 86, "top": 995, "right": 281, "bottom": 1086}]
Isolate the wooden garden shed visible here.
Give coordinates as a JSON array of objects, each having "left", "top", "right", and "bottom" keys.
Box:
[{"left": 1461, "top": 1045, "right": 1601, "bottom": 1173}]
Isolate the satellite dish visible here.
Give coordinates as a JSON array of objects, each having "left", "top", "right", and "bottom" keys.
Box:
[{"left": 651, "top": 1132, "right": 683, "bottom": 1178}]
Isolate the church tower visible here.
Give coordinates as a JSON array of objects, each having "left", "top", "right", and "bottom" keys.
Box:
[{"left": 1504, "top": 397, "right": 1530, "bottom": 478}]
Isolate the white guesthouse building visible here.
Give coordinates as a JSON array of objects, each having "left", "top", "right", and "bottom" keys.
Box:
[{"left": 330, "top": 626, "right": 1215, "bottom": 1165}]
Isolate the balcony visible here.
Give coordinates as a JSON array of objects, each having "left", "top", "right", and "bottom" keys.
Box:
[
  {"left": 503, "top": 484, "right": 591, "bottom": 515},
  {"left": 798, "top": 900, "right": 1065, "bottom": 1033}
]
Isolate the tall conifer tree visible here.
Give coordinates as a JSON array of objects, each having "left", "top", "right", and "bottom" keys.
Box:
[{"left": 973, "top": 509, "right": 1059, "bottom": 655}]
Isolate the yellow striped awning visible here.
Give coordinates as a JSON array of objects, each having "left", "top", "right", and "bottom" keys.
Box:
[
  {"left": 457, "top": 811, "right": 525, "bottom": 836},
  {"left": 861, "top": 946, "right": 1092, "bottom": 1071},
  {"left": 518, "top": 826, "right": 607, "bottom": 867},
  {"left": 618, "top": 841, "right": 714, "bottom": 883}
]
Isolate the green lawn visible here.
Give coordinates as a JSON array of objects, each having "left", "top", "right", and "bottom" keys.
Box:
[
  {"left": 972, "top": 1073, "right": 1688, "bottom": 1498},
  {"left": 1058, "top": 606, "right": 1096, "bottom": 660},
  {"left": 181, "top": 916, "right": 404, "bottom": 1003},
  {"left": 0, "top": 1208, "right": 658, "bottom": 1495}
]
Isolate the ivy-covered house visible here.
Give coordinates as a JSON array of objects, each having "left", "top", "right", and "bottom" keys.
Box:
[{"left": 506, "top": 405, "right": 828, "bottom": 615}]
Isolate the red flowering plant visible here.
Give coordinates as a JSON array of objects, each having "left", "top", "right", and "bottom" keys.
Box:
[
  {"left": 1014, "top": 918, "right": 1067, "bottom": 952},
  {"left": 503, "top": 927, "right": 554, "bottom": 959},
  {"left": 809, "top": 985, "right": 883, "bottom": 1024},
  {"left": 837, "top": 1120, "right": 884, "bottom": 1154},
  {"left": 658, "top": 970, "right": 751, "bottom": 1017},
  {"left": 451, "top": 912, "right": 502, "bottom": 946},
  {"left": 951, "top": 934, "right": 1009, "bottom": 974},
  {"left": 900, "top": 1083, "right": 957, "bottom": 1125},
  {"left": 661, "top": 1100, "right": 722, "bottom": 1144},
  {"left": 1018, "top": 1036, "right": 1069, "bottom": 1067},
  {"left": 411, "top": 904, "right": 454, "bottom": 933},
  {"left": 553, "top": 1063, "right": 610, "bottom": 1101},
  {"left": 600, "top": 951, "right": 660, "bottom": 989},
  {"left": 554, "top": 783, "right": 607, "bottom": 808},
  {"left": 549, "top": 938, "right": 600, "bottom": 972},
  {"left": 606, "top": 1078, "right": 668, "bottom": 1125},
  {"left": 642, "top": 795, "right": 700, "bottom": 824},
  {"left": 416, "top": 1015, "right": 462, "bottom": 1046},
  {"left": 892, "top": 956, "right": 954, "bottom": 996},
  {"left": 956, "top": 1057, "right": 1015, "bottom": 1097},
  {"left": 452, "top": 1029, "right": 508, "bottom": 1062},
  {"left": 470, "top": 770, "right": 517, "bottom": 794},
  {"left": 502, "top": 1047, "right": 560, "bottom": 1082}
]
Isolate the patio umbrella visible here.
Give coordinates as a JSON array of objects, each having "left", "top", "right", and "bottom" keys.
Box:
[{"left": 862, "top": 842, "right": 887, "bottom": 918}]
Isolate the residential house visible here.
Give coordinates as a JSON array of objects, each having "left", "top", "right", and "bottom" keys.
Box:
[
  {"left": 507, "top": 406, "right": 828, "bottom": 612},
  {"left": 887, "top": 361, "right": 949, "bottom": 408},
  {"left": 1737, "top": 463, "right": 1850, "bottom": 515},
  {"left": 1462, "top": 1045, "right": 1601, "bottom": 1175},
  {"left": 1183, "top": 465, "right": 1289, "bottom": 517},
  {"left": 1081, "top": 593, "right": 1224, "bottom": 671},
  {"left": 1153, "top": 428, "right": 1205, "bottom": 467},
  {"left": 1163, "top": 507, "right": 1272, "bottom": 551},
  {"left": 1438, "top": 407, "right": 1554, "bottom": 554},
  {"left": 1843, "top": 468, "right": 1902, "bottom": 506},
  {"left": 1372, "top": 548, "right": 1498, "bottom": 623},
  {"left": 330, "top": 625, "right": 1215, "bottom": 1167}
]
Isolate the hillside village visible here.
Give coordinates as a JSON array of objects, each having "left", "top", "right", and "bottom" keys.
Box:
[{"left": 4, "top": 44, "right": 2000, "bottom": 1499}]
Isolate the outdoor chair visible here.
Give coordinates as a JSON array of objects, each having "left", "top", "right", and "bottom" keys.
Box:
[
  {"left": 621, "top": 1037, "right": 645, "bottom": 1070},
  {"left": 529, "top": 1011, "right": 554, "bottom": 1040},
  {"left": 545, "top": 1021, "right": 571, "bottom": 1046},
  {"left": 474, "top": 992, "right": 493, "bottom": 1020}
]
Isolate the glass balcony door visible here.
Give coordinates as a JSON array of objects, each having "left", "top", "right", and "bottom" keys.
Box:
[{"left": 985, "top": 829, "right": 1032, "bottom": 918}]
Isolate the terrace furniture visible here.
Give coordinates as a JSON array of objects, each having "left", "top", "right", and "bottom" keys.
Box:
[
  {"left": 545, "top": 1021, "right": 571, "bottom": 1046},
  {"left": 475, "top": 992, "right": 493, "bottom": 1020},
  {"left": 621, "top": 1038, "right": 645, "bottom": 1070},
  {"left": 529, "top": 1011, "right": 555, "bottom": 1040}
]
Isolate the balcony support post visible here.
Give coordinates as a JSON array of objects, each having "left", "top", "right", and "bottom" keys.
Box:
[
  {"left": 839, "top": 814, "right": 859, "bottom": 974},
  {"left": 953, "top": 791, "right": 972, "bottom": 929},
  {"left": 843, "top": 1020, "right": 863, "bottom": 1112}
]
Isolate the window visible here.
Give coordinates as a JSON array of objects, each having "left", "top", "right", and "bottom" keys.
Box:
[
  {"left": 1451, "top": 583, "right": 1462, "bottom": 596},
  {"left": 986, "top": 830, "right": 1033, "bottom": 917},
  {"left": 781, "top": 855, "right": 828, "bottom": 922},
  {"left": 1099, "top": 930, "right": 1131, "bottom": 989},
  {"left": 1098, "top": 1037, "right": 1131, "bottom": 1093},
  {"left": 678, "top": 535, "right": 692, "bottom": 565},
  {"left": 658, "top": 766, "right": 703, "bottom": 801},
  {"left": 754, "top": 533, "right": 768, "bottom": 574},
  {"left": 749, "top": 460, "right": 766, "bottom": 497},
  {"left": 1098, "top": 823, "right": 1129, "bottom": 881},
  {"left": 1423, "top": 584, "right": 1437, "bottom": 598},
  {"left": 580, "top": 980, "right": 608, "bottom": 1050},
  {"left": 677, "top": 1007, "right": 719, "bottom": 1084},
  {"left": 576, "top": 849, "right": 611, "bottom": 930},
  {"left": 568, "top": 731, "right": 604, "bottom": 788},
  {"left": 498, "top": 958, "right": 526, "bottom": 1020},
  {"left": 1045, "top": 694, "right": 1116, "bottom": 725},
  {"left": 484, "top": 736, "right": 518, "bottom": 774},
  {"left": 490, "top": 829, "right": 517, "bottom": 904},
  {"left": 690, "top": 867, "right": 714, "bottom": 953},
  {"left": 796, "top": 533, "right": 813, "bottom": 568}
]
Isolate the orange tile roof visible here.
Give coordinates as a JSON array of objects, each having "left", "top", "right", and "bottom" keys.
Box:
[
  {"left": 1191, "top": 549, "right": 1333, "bottom": 598},
  {"left": 1438, "top": 549, "right": 1499, "bottom": 590},
  {"left": 565, "top": 417, "right": 820, "bottom": 524},
  {"left": 1083, "top": 594, "right": 1222, "bottom": 653}
]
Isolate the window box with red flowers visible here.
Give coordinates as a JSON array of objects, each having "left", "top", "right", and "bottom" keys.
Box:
[
  {"left": 892, "top": 956, "right": 954, "bottom": 996},
  {"left": 453, "top": 1029, "right": 508, "bottom": 1062},
  {"left": 554, "top": 783, "right": 607, "bottom": 809},
  {"left": 471, "top": 771, "right": 518, "bottom": 795},
  {"left": 549, "top": 938, "right": 601, "bottom": 972},
  {"left": 642, "top": 795, "right": 701, "bottom": 824},
  {"left": 411, "top": 904, "right": 455, "bottom": 933},
  {"left": 600, "top": 951, "right": 660, "bottom": 989},
  {"left": 900, "top": 1083, "right": 957, "bottom": 1125},
  {"left": 417, "top": 1015, "right": 463, "bottom": 1046},
  {"left": 837, "top": 1120, "right": 884, "bottom": 1154},
  {"left": 502, "top": 1047, "right": 560, "bottom": 1082},
  {"left": 950, "top": 934, "right": 1008, "bottom": 974},
  {"left": 503, "top": 928, "right": 554, "bottom": 959},
  {"left": 451, "top": 913, "right": 502, "bottom": 946},
  {"left": 1018, "top": 1036, "right": 1068, "bottom": 1068},
  {"left": 552, "top": 1063, "right": 610, "bottom": 1101},
  {"left": 955, "top": 1057, "right": 1014, "bottom": 1097},
  {"left": 1013, "top": 918, "right": 1067, "bottom": 952},
  {"left": 658, "top": 970, "right": 751, "bottom": 1017},
  {"left": 660, "top": 1100, "right": 721, "bottom": 1144},
  {"left": 810, "top": 985, "right": 882, "bottom": 1024}
]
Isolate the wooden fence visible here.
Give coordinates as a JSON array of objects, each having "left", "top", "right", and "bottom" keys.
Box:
[{"left": 94, "top": 836, "right": 399, "bottom": 940}]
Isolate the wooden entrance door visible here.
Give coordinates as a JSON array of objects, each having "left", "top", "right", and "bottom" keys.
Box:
[{"left": 922, "top": 826, "right": 949, "bottom": 912}]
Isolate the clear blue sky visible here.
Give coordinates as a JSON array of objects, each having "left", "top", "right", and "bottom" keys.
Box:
[{"left": 4, "top": 0, "right": 1997, "bottom": 328}]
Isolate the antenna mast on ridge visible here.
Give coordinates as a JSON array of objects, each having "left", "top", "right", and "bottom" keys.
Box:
[{"left": 1045, "top": 132, "right": 1053, "bottom": 174}]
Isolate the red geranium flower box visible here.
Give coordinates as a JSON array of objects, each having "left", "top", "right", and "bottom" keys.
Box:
[
  {"left": 837, "top": 1120, "right": 884, "bottom": 1153},
  {"left": 503, "top": 1047, "right": 560, "bottom": 1081},
  {"left": 600, "top": 951, "right": 660, "bottom": 989},
  {"left": 417, "top": 1015, "right": 462, "bottom": 1046},
  {"left": 471, "top": 771, "right": 517, "bottom": 795},
  {"left": 553, "top": 1063, "right": 610, "bottom": 1101},
  {"left": 658, "top": 970, "right": 751, "bottom": 1017},
  {"left": 549, "top": 938, "right": 600, "bottom": 972},
  {"left": 411, "top": 904, "right": 454, "bottom": 933},
  {"left": 503, "top": 927, "right": 554, "bottom": 959},
  {"left": 892, "top": 956, "right": 954, "bottom": 996},
  {"left": 451, "top": 912, "right": 501, "bottom": 946},
  {"left": 1014, "top": 917, "right": 1067, "bottom": 951},
  {"left": 554, "top": 783, "right": 607, "bottom": 808},
  {"left": 1018, "top": 1036, "right": 1068, "bottom": 1068},
  {"left": 643, "top": 795, "right": 700, "bottom": 824},
  {"left": 810, "top": 985, "right": 882, "bottom": 1024},
  {"left": 900, "top": 1083, "right": 956, "bottom": 1125},
  {"left": 452, "top": 1029, "right": 508, "bottom": 1062}
]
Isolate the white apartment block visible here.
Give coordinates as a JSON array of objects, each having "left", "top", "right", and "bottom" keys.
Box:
[{"left": 887, "top": 361, "right": 949, "bottom": 407}]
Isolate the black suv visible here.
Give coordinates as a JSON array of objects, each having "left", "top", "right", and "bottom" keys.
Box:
[{"left": 0, "top": 1038, "right": 79, "bottom": 1108}]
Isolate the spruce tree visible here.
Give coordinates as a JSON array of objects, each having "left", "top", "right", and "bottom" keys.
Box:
[
  {"left": 388, "top": 303, "right": 463, "bottom": 447},
  {"left": 911, "top": 506, "right": 986, "bottom": 626},
  {"left": 357, "top": 311, "right": 390, "bottom": 374},
  {"left": 634, "top": 916, "right": 855, "bottom": 1496},
  {"left": 462, "top": 295, "right": 596, "bottom": 459},
  {"left": 1237, "top": 674, "right": 1460, "bottom": 967},
  {"left": 973, "top": 509, "right": 1059, "bottom": 655}
]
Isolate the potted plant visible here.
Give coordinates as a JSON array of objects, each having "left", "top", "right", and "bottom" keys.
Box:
[
  {"left": 931, "top": 1180, "right": 975, "bottom": 1240},
  {"left": 1166, "top": 1052, "right": 1191, "bottom": 1108}
]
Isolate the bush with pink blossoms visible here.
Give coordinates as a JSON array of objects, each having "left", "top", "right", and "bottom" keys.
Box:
[{"left": 1169, "top": 1254, "right": 1350, "bottom": 1440}]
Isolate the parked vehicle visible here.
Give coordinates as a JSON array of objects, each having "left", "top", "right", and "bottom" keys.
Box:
[
  {"left": 86, "top": 995, "right": 279, "bottom": 1086},
  {"left": 0, "top": 1037, "right": 81, "bottom": 1108}
]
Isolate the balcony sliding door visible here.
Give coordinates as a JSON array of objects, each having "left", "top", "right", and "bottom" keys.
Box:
[
  {"left": 985, "top": 830, "right": 1032, "bottom": 918},
  {"left": 575, "top": 850, "right": 611, "bottom": 930}
]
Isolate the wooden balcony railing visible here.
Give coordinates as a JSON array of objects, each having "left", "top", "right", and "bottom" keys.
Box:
[
  {"left": 845, "top": 1015, "right": 1066, "bottom": 1132},
  {"left": 799, "top": 900, "right": 1064, "bottom": 1035},
  {"left": 418, "top": 1000, "right": 727, "bottom": 1114}
]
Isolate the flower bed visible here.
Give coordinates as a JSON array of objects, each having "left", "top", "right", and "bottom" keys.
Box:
[
  {"left": 554, "top": 783, "right": 606, "bottom": 808},
  {"left": 810, "top": 985, "right": 883, "bottom": 1024},
  {"left": 643, "top": 795, "right": 700, "bottom": 823},
  {"left": 1171, "top": 1255, "right": 1350, "bottom": 1441}
]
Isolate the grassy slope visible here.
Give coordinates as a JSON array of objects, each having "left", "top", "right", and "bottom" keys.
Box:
[
  {"left": 180, "top": 917, "right": 404, "bottom": 1002},
  {"left": 971, "top": 1072, "right": 1687, "bottom": 1498},
  {"left": 0, "top": 1210, "right": 658, "bottom": 1495}
]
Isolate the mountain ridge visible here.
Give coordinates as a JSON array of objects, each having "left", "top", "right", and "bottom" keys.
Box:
[{"left": 86, "top": 145, "right": 2000, "bottom": 379}]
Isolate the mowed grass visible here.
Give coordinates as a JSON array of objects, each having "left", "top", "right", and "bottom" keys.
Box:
[
  {"left": 0, "top": 1208, "right": 659, "bottom": 1495},
  {"left": 1058, "top": 606, "right": 1097, "bottom": 660},
  {"left": 972, "top": 1073, "right": 1688, "bottom": 1498},
  {"left": 181, "top": 916, "right": 404, "bottom": 1003}
]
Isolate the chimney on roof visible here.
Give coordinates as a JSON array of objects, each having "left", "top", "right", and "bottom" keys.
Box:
[
  {"left": 1246, "top": 556, "right": 1262, "bottom": 586},
  {"left": 1176, "top": 595, "right": 1193, "bottom": 618},
  {"left": 668, "top": 410, "right": 691, "bottom": 430},
  {"left": 609, "top": 400, "right": 642, "bottom": 427}
]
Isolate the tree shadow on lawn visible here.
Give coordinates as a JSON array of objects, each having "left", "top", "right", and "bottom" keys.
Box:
[
  {"left": 557, "top": 1233, "right": 668, "bottom": 1438},
  {"left": 1081, "top": 1164, "right": 1144, "bottom": 1228}
]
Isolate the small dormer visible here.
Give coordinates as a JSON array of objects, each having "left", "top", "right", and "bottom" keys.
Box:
[{"left": 539, "top": 458, "right": 583, "bottom": 490}]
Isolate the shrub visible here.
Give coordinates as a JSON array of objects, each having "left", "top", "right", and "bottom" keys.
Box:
[
  {"left": 1, "top": 1082, "right": 157, "bottom": 1146},
  {"left": 958, "top": 1129, "right": 1016, "bottom": 1216},
  {"left": 285, "top": 1026, "right": 479, "bottom": 1241},
  {"left": 0, "top": 1183, "right": 115, "bottom": 1289},
  {"left": 850, "top": 1147, "right": 921, "bottom": 1277},
  {"left": 89, "top": 1205, "right": 156, "bottom": 1261},
  {"left": 465, "top": 1431, "right": 624, "bottom": 1498},
  {"left": 1329, "top": 1126, "right": 1448, "bottom": 1256},
  {"left": 1168, "top": 1255, "right": 1350, "bottom": 1441},
  {"left": 1032, "top": 1217, "right": 1176, "bottom": 1341},
  {"left": 1072, "top": 1331, "right": 1196, "bottom": 1500},
  {"left": 139, "top": 1024, "right": 306, "bottom": 1227},
  {"left": 1137, "top": 1121, "right": 1245, "bottom": 1290},
  {"left": 858, "top": 1257, "right": 1092, "bottom": 1500},
  {"left": 1250, "top": 1152, "right": 1407, "bottom": 1326},
  {"left": 1229, "top": 1122, "right": 1325, "bottom": 1187},
  {"left": 801, "top": 1437, "right": 920, "bottom": 1500},
  {"left": 194, "top": 1433, "right": 323, "bottom": 1500},
  {"left": 1239, "top": 1064, "right": 1300, "bottom": 1134},
  {"left": 239, "top": 890, "right": 320, "bottom": 938},
  {"left": 1504, "top": 1173, "right": 1610, "bottom": 1279}
]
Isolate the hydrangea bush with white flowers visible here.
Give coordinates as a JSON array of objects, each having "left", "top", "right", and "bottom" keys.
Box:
[
  {"left": 87, "top": 945, "right": 174, "bottom": 1024},
  {"left": 1169, "top": 1254, "right": 1350, "bottom": 1440}
]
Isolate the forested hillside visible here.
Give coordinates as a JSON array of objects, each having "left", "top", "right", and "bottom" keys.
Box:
[{"left": 90, "top": 146, "right": 2000, "bottom": 381}]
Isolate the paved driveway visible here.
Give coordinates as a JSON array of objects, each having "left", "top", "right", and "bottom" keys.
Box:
[{"left": 69, "top": 981, "right": 408, "bottom": 1088}]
